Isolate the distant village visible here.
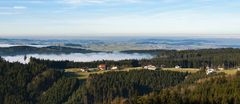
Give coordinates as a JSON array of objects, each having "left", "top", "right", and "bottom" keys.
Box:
[
  {"left": 72, "top": 64, "right": 162, "bottom": 72},
  {"left": 70, "top": 63, "right": 240, "bottom": 75},
  {"left": 205, "top": 66, "right": 240, "bottom": 75}
]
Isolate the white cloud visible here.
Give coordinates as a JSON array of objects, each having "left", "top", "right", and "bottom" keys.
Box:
[
  {"left": 63, "top": 0, "right": 106, "bottom": 4},
  {"left": 0, "top": 6, "right": 26, "bottom": 15},
  {"left": 62, "top": 0, "right": 142, "bottom": 5},
  {"left": 0, "top": 12, "right": 21, "bottom": 15},
  {"left": 124, "top": 0, "right": 142, "bottom": 3},
  {"left": 28, "top": 0, "right": 45, "bottom": 4},
  {"left": 13, "top": 6, "right": 27, "bottom": 9},
  {"left": 0, "top": 6, "right": 27, "bottom": 10}
]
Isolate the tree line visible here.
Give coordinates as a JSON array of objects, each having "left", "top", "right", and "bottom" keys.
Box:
[
  {"left": 134, "top": 72, "right": 240, "bottom": 104},
  {"left": 2, "top": 48, "right": 240, "bottom": 104},
  {"left": 66, "top": 70, "right": 189, "bottom": 104},
  {"left": 0, "top": 58, "right": 80, "bottom": 104},
  {"left": 31, "top": 48, "right": 240, "bottom": 70},
  {"left": 0, "top": 57, "right": 189, "bottom": 104}
]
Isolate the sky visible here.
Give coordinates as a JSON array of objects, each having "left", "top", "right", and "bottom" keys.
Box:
[{"left": 0, "top": 0, "right": 240, "bottom": 37}]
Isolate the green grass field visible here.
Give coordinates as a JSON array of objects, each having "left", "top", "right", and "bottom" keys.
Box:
[
  {"left": 65, "top": 67, "right": 201, "bottom": 79},
  {"left": 163, "top": 68, "right": 240, "bottom": 75},
  {"left": 65, "top": 67, "right": 143, "bottom": 79},
  {"left": 218, "top": 69, "right": 239, "bottom": 75},
  {"left": 162, "top": 68, "right": 200, "bottom": 73},
  {"left": 65, "top": 68, "right": 112, "bottom": 79},
  {"left": 65, "top": 67, "right": 240, "bottom": 79}
]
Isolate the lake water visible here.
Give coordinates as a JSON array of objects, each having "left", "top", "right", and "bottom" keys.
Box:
[{"left": 2, "top": 52, "right": 153, "bottom": 64}]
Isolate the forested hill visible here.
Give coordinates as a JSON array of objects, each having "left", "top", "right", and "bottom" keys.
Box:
[
  {"left": 1, "top": 56, "right": 240, "bottom": 104},
  {"left": 134, "top": 72, "right": 240, "bottom": 104},
  {"left": 142, "top": 48, "right": 240, "bottom": 69},
  {"left": 0, "top": 57, "right": 188, "bottom": 104},
  {"left": 2, "top": 48, "right": 240, "bottom": 104},
  {"left": 66, "top": 70, "right": 189, "bottom": 104},
  {"left": 121, "top": 49, "right": 175, "bottom": 55},
  {"left": 32, "top": 48, "right": 240, "bottom": 70},
  {"left": 0, "top": 46, "right": 98, "bottom": 56},
  {"left": 0, "top": 58, "right": 80, "bottom": 104},
  {"left": 110, "top": 48, "right": 240, "bottom": 69}
]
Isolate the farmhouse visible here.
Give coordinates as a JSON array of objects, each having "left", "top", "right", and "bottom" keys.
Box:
[
  {"left": 218, "top": 67, "right": 224, "bottom": 71},
  {"left": 144, "top": 65, "right": 157, "bottom": 70},
  {"left": 206, "top": 67, "right": 216, "bottom": 75},
  {"left": 80, "top": 68, "right": 87, "bottom": 72},
  {"left": 111, "top": 66, "right": 118, "bottom": 70},
  {"left": 98, "top": 64, "right": 107, "bottom": 70},
  {"left": 175, "top": 65, "right": 181, "bottom": 69},
  {"left": 160, "top": 64, "right": 165, "bottom": 68}
]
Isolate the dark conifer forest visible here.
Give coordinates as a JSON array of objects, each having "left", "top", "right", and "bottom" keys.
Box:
[
  {"left": 1, "top": 48, "right": 240, "bottom": 104},
  {"left": 33, "top": 48, "right": 240, "bottom": 69}
]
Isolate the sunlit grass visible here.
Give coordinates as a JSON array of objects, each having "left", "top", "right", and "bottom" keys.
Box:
[
  {"left": 162, "top": 68, "right": 200, "bottom": 73},
  {"left": 218, "top": 69, "right": 238, "bottom": 75},
  {"left": 65, "top": 68, "right": 112, "bottom": 79},
  {"left": 65, "top": 67, "right": 201, "bottom": 79},
  {"left": 65, "top": 67, "right": 145, "bottom": 79}
]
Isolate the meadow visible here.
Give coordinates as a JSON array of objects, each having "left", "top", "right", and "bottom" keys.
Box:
[{"left": 65, "top": 67, "right": 200, "bottom": 79}]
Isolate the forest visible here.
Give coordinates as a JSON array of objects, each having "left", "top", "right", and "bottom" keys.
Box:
[
  {"left": 0, "top": 46, "right": 97, "bottom": 56},
  {"left": 1, "top": 48, "right": 240, "bottom": 104},
  {"left": 0, "top": 57, "right": 189, "bottom": 104},
  {"left": 0, "top": 58, "right": 80, "bottom": 104},
  {"left": 32, "top": 48, "right": 240, "bottom": 70},
  {"left": 66, "top": 70, "right": 188, "bottom": 104},
  {"left": 134, "top": 72, "right": 240, "bottom": 104}
]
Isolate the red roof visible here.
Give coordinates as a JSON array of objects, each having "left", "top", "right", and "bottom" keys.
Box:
[
  {"left": 98, "top": 64, "right": 106, "bottom": 68},
  {"left": 98, "top": 64, "right": 106, "bottom": 70}
]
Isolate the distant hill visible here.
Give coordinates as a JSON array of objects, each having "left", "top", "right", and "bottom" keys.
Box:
[{"left": 0, "top": 46, "right": 99, "bottom": 56}]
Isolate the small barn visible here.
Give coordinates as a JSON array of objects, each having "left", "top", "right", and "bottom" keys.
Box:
[
  {"left": 144, "top": 65, "right": 157, "bottom": 70},
  {"left": 111, "top": 66, "right": 118, "bottom": 70},
  {"left": 98, "top": 64, "right": 107, "bottom": 70},
  {"left": 206, "top": 67, "right": 216, "bottom": 75},
  {"left": 175, "top": 65, "right": 181, "bottom": 69}
]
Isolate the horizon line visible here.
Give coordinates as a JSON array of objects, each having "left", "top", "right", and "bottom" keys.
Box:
[{"left": 1, "top": 34, "right": 240, "bottom": 40}]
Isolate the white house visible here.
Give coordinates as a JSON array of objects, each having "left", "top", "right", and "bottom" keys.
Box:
[
  {"left": 144, "top": 65, "right": 157, "bottom": 70},
  {"left": 218, "top": 67, "right": 224, "bottom": 71},
  {"left": 98, "top": 64, "right": 107, "bottom": 70},
  {"left": 217, "top": 66, "right": 224, "bottom": 71},
  {"left": 206, "top": 68, "right": 215, "bottom": 75},
  {"left": 80, "top": 69, "right": 87, "bottom": 72},
  {"left": 111, "top": 66, "right": 118, "bottom": 70},
  {"left": 175, "top": 65, "right": 181, "bottom": 69}
]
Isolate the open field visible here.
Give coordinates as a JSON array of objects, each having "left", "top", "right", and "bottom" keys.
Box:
[
  {"left": 65, "top": 68, "right": 109, "bottom": 79},
  {"left": 65, "top": 67, "right": 240, "bottom": 79},
  {"left": 65, "top": 67, "right": 201, "bottom": 79},
  {"left": 162, "top": 68, "right": 200, "bottom": 73},
  {"left": 218, "top": 69, "right": 239, "bottom": 75},
  {"left": 65, "top": 67, "right": 144, "bottom": 79}
]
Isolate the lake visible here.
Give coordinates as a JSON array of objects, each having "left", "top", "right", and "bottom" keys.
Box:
[{"left": 2, "top": 52, "right": 153, "bottom": 64}]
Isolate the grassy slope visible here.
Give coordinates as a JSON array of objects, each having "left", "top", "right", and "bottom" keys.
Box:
[
  {"left": 65, "top": 67, "right": 199, "bottom": 79},
  {"left": 218, "top": 69, "right": 239, "bottom": 75},
  {"left": 65, "top": 67, "right": 239, "bottom": 79},
  {"left": 162, "top": 68, "right": 200, "bottom": 73}
]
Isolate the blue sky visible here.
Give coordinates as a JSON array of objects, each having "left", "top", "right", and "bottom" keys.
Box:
[{"left": 0, "top": 0, "right": 240, "bottom": 37}]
